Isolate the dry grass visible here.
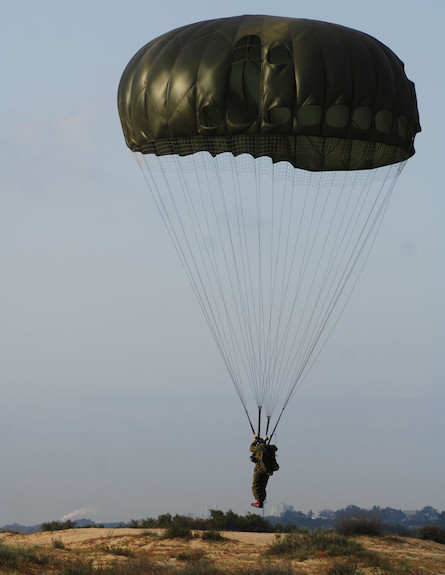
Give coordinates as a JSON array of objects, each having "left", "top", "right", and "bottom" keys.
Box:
[{"left": 0, "top": 528, "right": 444, "bottom": 574}]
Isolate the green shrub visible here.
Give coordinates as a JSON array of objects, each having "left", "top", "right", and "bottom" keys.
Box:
[
  {"left": 209, "top": 509, "right": 274, "bottom": 532},
  {"left": 0, "top": 541, "right": 51, "bottom": 569},
  {"left": 141, "top": 530, "right": 159, "bottom": 537},
  {"left": 52, "top": 538, "right": 66, "bottom": 549},
  {"left": 201, "top": 530, "right": 225, "bottom": 541},
  {"left": 42, "top": 519, "right": 78, "bottom": 531},
  {"left": 267, "top": 530, "right": 365, "bottom": 560},
  {"left": 176, "top": 548, "right": 206, "bottom": 561},
  {"left": 101, "top": 544, "right": 134, "bottom": 557},
  {"left": 418, "top": 524, "right": 445, "bottom": 544},
  {"left": 63, "top": 558, "right": 96, "bottom": 575},
  {"left": 176, "top": 565, "right": 299, "bottom": 575},
  {"left": 63, "top": 555, "right": 167, "bottom": 574},
  {"left": 164, "top": 523, "right": 193, "bottom": 539},
  {"left": 335, "top": 511, "right": 382, "bottom": 536},
  {"left": 155, "top": 513, "right": 173, "bottom": 527}
]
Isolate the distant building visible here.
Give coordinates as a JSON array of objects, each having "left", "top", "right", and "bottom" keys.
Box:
[
  {"left": 403, "top": 510, "right": 417, "bottom": 517},
  {"left": 270, "top": 503, "right": 294, "bottom": 517}
]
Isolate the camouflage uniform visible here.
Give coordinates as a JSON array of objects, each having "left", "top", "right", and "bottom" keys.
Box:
[{"left": 250, "top": 441, "right": 279, "bottom": 503}]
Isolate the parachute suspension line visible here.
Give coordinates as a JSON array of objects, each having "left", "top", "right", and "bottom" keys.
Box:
[
  {"left": 225, "top": 156, "right": 271, "bottom": 412},
  {"left": 264, "top": 161, "right": 305, "bottom": 417},
  {"left": 136, "top": 154, "right": 221, "bottom": 337},
  {"left": 192, "top": 153, "right": 270, "bottom": 416},
  {"left": 264, "top": 161, "right": 298, "bottom": 416},
  {"left": 237, "top": 160, "right": 267, "bottom": 408},
  {"left": 135, "top": 149, "right": 405, "bottom": 438},
  {"left": 136, "top": 152, "right": 251, "bottom": 414},
  {"left": 263, "top": 161, "right": 286, "bottom": 416},
  {"left": 254, "top": 162, "right": 264, "bottom": 406},
  {"left": 258, "top": 160, "right": 277, "bottom": 409},
  {"left": 141, "top": 152, "right": 270, "bottom": 422},
  {"left": 194, "top": 156, "right": 248, "bottom": 400},
  {"left": 286, "top": 170, "right": 379, "bottom": 394},
  {"left": 264, "top": 164, "right": 301, "bottom": 415},
  {"left": 263, "top": 166, "right": 277, "bottom": 411},
  {"left": 225, "top": 158, "right": 261, "bottom": 405},
  {"left": 281, "top": 163, "right": 403, "bottom": 407},
  {"left": 231, "top": 158, "right": 263, "bottom": 408},
  {"left": 246, "top": 409, "right": 256, "bottom": 434},
  {"left": 258, "top": 162, "right": 403, "bottom": 436},
  {"left": 257, "top": 405, "right": 262, "bottom": 438},
  {"left": 279, "top": 171, "right": 373, "bottom": 404},
  {"left": 204, "top": 154, "right": 260, "bottom": 411},
  {"left": 188, "top": 154, "right": 252, "bottom": 411},
  {"left": 211, "top": 155, "right": 286, "bottom": 428},
  {"left": 272, "top": 171, "right": 325, "bottom": 397},
  {"left": 264, "top": 169, "right": 318, "bottom": 415},
  {"left": 216, "top": 156, "right": 266, "bottom": 411},
  {"left": 275, "top": 171, "right": 355, "bottom": 395},
  {"left": 255, "top": 160, "right": 270, "bottom": 409}
]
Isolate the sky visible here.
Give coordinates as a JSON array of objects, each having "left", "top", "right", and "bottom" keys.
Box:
[{"left": 1, "top": 0, "right": 444, "bottom": 527}]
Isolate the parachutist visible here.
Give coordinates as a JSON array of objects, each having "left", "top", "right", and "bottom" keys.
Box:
[{"left": 250, "top": 434, "right": 279, "bottom": 509}]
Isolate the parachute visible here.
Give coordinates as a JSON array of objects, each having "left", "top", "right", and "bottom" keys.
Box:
[{"left": 117, "top": 15, "right": 420, "bottom": 438}]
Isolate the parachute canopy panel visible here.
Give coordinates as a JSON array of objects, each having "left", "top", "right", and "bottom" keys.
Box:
[{"left": 118, "top": 15, "right": 420, "bottom": 171}]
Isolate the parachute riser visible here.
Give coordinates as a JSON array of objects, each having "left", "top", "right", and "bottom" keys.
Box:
[
  {"left": 255, "top": 409, "right": 271, "bottom": 441},
  {"left": 267, "top": 408, "right": 285, "bottom": 444},
  {"left": 245, "top": 407, "right": 255, "bottom": 434}
]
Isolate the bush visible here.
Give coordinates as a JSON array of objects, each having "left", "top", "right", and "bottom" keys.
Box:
[
  {"left": 176, "top": 548, "right": 206, "bottom": 561},
  {"left": 164, "top": 523, "right": 193, "bottom": 539},
  {"left": 209, "top": 509, "right": 274, "bottom": 532},
  {"left": 335, "top": 511, "right": 382, "bottom": 536},
  {"left": 267, "top": 530, "right": 365, "bottom": 560},
  {"left": 63, "top": 558, "right": 96, "bottom": 575},
  {"left": 42, "top": 519, "right": 78, "bottom": 531},
  {"left": 141, "top": 530, "right": 159, "bottom": 537},
  {"left": 52, "top": 538, "right": 66, "bottom": 549},
  {"left": 201, "top": 530, "right": 226, "bottom": 541},
  {"left": 156, "top": 513, "right": 173, "bottom": 528},
  {"left": 63, "top": 556, "right": 167, "bottom": 574},
  {"left": 0, "top": 541, "right": 51, "bottom": 569},
  {"left": 418, "top": 524, "right": 445, "bottom": 544},
  {"left": 100, "top": 544, "right": 134, "bottom": 557}
]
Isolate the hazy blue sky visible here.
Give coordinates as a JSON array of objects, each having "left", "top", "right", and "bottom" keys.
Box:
[{"left": 1, "top": 1, "right": 444, "bottom": 526}]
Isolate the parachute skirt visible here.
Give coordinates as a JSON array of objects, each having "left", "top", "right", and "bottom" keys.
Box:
[{"left": 134, "top": 135, "right": 411, "bottom": 172}]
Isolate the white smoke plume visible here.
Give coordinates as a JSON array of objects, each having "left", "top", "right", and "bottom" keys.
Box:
[{"left": 60, "top": 507, "right": 98, "bottom": 521}]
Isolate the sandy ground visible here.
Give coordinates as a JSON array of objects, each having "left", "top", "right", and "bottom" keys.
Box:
[
  {"left": 1, "top": 527, "right": 445, "bottom": 574},
  {"left": 0, "top": 528, "right": 275, "bottom": 547}
]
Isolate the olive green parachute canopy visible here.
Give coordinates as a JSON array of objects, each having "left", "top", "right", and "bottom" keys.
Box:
[{"left": 118, "top": 15, "right": 420, "bottom": 171}]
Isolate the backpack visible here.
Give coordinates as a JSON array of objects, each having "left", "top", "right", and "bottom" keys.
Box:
[{"left": 262, "top": 445, "right": 279, "bottom": 474}]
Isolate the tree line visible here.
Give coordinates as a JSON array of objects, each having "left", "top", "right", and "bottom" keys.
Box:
[{"left": 24, "top": 505, "right": 445, "bottom": 535}]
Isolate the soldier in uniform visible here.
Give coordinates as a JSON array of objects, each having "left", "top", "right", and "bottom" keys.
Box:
[{"left": 250, "top": 434, "right": 279, "bottom": 508}]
